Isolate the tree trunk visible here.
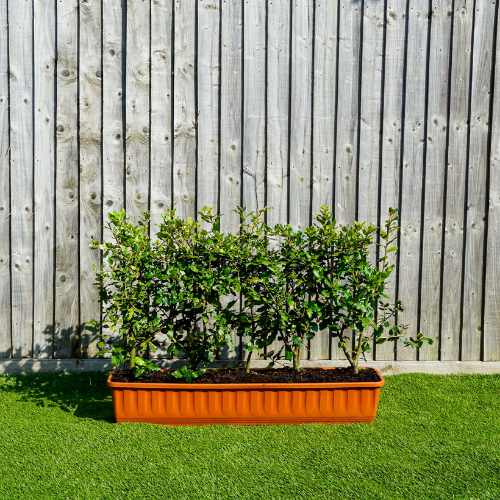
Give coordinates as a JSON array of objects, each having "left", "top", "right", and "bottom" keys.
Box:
[
  {"left": 293, "top": 347, "right": 301, "bottom": 371},
  {"left": 129, "top": 346, "right": 137, "bottom": 369},
  {"left": 245, "top": 350, "right": 253, "bottom": 373}
]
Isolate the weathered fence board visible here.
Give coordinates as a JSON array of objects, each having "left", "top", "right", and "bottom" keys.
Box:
[
  {"left": 462, "top": 0, "right": 496, "bottom": 361},
  {"left": 79, "top": 0, "right": 102, "bottom": 358},
  {"left": 485, "top": 11, "right": 500, "bottom": 362},
  {"left": 33, "top": 0, "right": 55, "bottom": 358},
  {"left": 310, "top": 0, "right": 338, "bottom": 361},
  {"left": 9, "top": 0, "right": 34, "bottom": 358},
  {"left": 197, "top": 0, "right": 219, "bottom": 220},
  {"left": 419, "top": 0, "right": 452, "bottom": 361},
  {"left": 441, "top": 0, "right": 474, "bottom": 361},
  {"left": 55, "top": 0, "right": 79, "bottom": 358},
  {"left": 0, "top": 0, "right": 10, "bottom": 357},
  {"left": 0, "top": 0, "right": 499, "bottom": 365},
  {"left": 377, "top": 2, "right": 406, "bottom": 362},
  {"left": 397, "top": 0, "right": 429, "bottom": 362}
]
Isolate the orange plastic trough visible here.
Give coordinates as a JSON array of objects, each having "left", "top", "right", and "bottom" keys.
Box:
[{"left": 108, "top": 368, "right": 385, "bottom": 425}]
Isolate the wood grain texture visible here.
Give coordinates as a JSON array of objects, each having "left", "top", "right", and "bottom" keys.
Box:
[
  {"left": 290, "top": 0, "right": 314, "bottom": 362},
  {"left": 55, "top": 0, "right": 80, "bottom": 358},
  {"left": 485, "top": 6, "right": 500, "bottom": 362},
  {"left": 150, "top": 0, "right": 173, "bottom": 358},
  {"left": 310, "top": 0, "right": 338, "bottom": 361},
  {"left": 441, "top": 1, "right": 473, "bottom": 360},
  {"left": 356, "top": 0, "right": 385, "bottom": 362},
  {"left": 33, "top": 0, "right": 56, "bottom": 358},
  {"left": 102, "top": 0, "right": 124, "bottom": 237},
  {"left": 397, "top": 0, "right": 429, "bottom": 362},
  {"left": 461, "top": 0, "right": 495, "bottom": 361},
  {"left": 174, "top": 0, "right": 196, "bottom": 220},
  {"left": 243, "top": 0, "right": 266, "bottom": 215},
  {"left": 79, "top": 0, "right": 102, "bottom": 358},
  {"left": 219, "top": 0, "right": 242, "bottom": 359},
  {"left": 266, "top": 0, "right": 290, "bottom": 359},
  {"left": 126, "top": 0, "right": 150, "bottom": 224},
  {"left": 419, "top": 0, "right": 452, "bottom": 360},
  {"left": 335, "top": 0, "right": 361, "bottom": 227},
  {"left": 197, "top": 0, "right": 220, "bottom": 220},
  {"left": 288, "top": 0, "right": 313, "bottom": 231},
  {"left": 0, "top": 0, "right": 499, "bottom": 363},
  {"left": 266, "top": 0, "right": 290, "bottom": 230},
  {"left": 0, "top": 0, "right": 10, "bottom": 357},
  {"left": 151, "top": 0, "right": 172, "bottom": 229},
  {"left": 376, "top": 2, "right": 406, "bottom": 361},
  {"left": 9, "top": 0, "right": 34, "bottom": 358}
]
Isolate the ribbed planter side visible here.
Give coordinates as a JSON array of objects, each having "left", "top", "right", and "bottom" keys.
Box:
[{"left": 108, "top": 369, "right": 385, "bottom": 425}]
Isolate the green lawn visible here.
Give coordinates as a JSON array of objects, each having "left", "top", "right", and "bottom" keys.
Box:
[{"left": 0, "top": 372, "right": 498, "bottom": 500}]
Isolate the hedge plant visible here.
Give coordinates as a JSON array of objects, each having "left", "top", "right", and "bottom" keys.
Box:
[{"left": 89, "top": 205, "right": 431, "bottom": 379}]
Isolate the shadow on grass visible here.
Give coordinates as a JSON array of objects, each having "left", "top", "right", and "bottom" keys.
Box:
[{"left": 0, "top": 371, "right": 115, "bottom": 423}]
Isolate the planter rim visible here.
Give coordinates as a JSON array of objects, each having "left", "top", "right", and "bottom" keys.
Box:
[{"left": 107, "top": 367, "right": 385, "bottom": 390}]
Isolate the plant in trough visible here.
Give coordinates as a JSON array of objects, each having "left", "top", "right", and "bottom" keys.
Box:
[
  {"left": 86, "top": 210, "right": 163, "bottom": 377},
  {"left": 88, "top": 208, "right": 238, "bottom": 380},
  {"left": 234, "top": 208, "right": 323, "bottom": 372},
  {"left": 153, "top": 207, "right": 239, "bottom": 381},
  {"left": 314, "top": 206, "right": 433, "bottom": 373}
]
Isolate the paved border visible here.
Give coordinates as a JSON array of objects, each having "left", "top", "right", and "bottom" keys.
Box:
[{"left": 1, "top": 359, "right": 500, "bottom": 375}]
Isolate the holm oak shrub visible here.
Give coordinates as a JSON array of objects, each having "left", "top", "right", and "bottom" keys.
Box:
[{"left": 88, "top": 206, "right": 432, "bottom": 380}]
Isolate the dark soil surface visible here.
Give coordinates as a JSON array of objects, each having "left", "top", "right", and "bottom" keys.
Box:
[{"left": 111, "top": 367, "right": 381, "bottom": 384}]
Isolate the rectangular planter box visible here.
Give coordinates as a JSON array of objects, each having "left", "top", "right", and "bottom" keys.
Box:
[{"left": 108, "top": 368, "right": 385, "bottom": 425}]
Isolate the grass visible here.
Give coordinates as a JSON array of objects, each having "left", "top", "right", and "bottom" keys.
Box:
[{"left": 0, "top": 372, "right": 499, "bottom": 500}]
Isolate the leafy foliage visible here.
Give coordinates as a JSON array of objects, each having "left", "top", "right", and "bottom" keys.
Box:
[
  {"left": 89, "top": 205, "right": 432, "bottom": 378},
  {"left": 87, "top": 208, "right": 237, "bottom": 380}
]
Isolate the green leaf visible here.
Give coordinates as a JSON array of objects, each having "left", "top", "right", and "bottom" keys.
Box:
[{"left": 111, "top": 354, "right": 120, "bottom": 367}]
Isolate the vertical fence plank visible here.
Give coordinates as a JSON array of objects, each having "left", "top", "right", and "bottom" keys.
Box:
[
  {"left": 290, "top": 0, "right": 314, "bottom": 362},
  {"left": 150, "top": 0, "right": 173, "bottom": 358},
  {"left": 220, "top": 0, "right": 242, "bottom": 233},
  {"left": 266, "top": 0, "right": 290, "bottom": 359},
  {"left": 289, "top": 0, "right": 313, "bottom": 231},
  {"left": 357, "top": 0, "right": 385, "bottom": 362},
  {"left": 441, "top": 0, "right": 473, "bottom": 360},
  {"left": 397, "top": 0, "right": 430, "bottom": 362},
  {"left": 102, "top": 0, "right": 124, "bottom": 238},
  {"left": 9, "top": 0, "right": 34, "bottom": 357},
  {"left": 197, "top": 0, "right": 220, "bottom": 218},
  {"left": 420, "top": 0, "right": 452, "bottom": 360},
  {"left": 243, "top": 0, "right": 266, "bottom": 215},
  {"left": 101, "top": 0, "right": 124, "bottom": 355},
  {"left": 485, "top": 2, "right": 500, "bottom": 362},
  {"left": 266, "top": 0, "right": 289, "bottom": 229},
  {"left": 377, "top": 3, "right": 406, "bottom": 361},
  {"left": 219, "top": 0, "right": 242, "bottom": 359},
  {"left": 462, "top": 0, "right": 496, "bottom": 361},
  {"left": 335, "top": 0, "right": 361, "bottom": 227},
  {"left": 0, "top": 0, "right": 10, "bottom": 357},
  {"left": 55, "top": 0, "right": 79, "bottom": 357},
  {"left": 151, "top": 0, "right": 172, "bottom": 229},
  {"left": 33, "top": 0, "right": 56, "bottom": 358},
  {"left": 311, "top": 0, "right": 336, "bottom": 220},
  {"left": 174, "top": 0, "right": 196, "bottom": 220},
  {"left": 126, "top": 0, "right": 150, "bottom": 224},
  {"left": 241, "top": 0, "right": 266, "bottom": 361},
  {"left": 80, "top": 0, "right": 102, "bottom": 358},
  {"left": 358, "top": 0, "right": 384, "bottom": 238},
  {"left": 310, "top": 0, "right": 338, "bottom": 360}
]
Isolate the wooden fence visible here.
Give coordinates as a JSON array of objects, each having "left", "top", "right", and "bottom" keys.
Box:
[{"left": 0, "top": 0, "right": 499, "bottom": 365}]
